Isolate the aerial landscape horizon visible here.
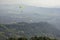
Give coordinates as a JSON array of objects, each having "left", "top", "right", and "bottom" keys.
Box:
[{"left": 0, "top": 0, "right": 60, "bottom": 40}]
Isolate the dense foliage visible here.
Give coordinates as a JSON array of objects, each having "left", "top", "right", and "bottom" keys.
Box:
[
  {"left": 0, "top": 22, "right": 59, "bottom": 40},
  {"left": 7, "top": 36, "right": 57, "bottom": 40}
]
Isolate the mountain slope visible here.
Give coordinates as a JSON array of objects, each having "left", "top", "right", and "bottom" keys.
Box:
[{"left": 0, "top": 22, "right": 60, "bottom": 38}]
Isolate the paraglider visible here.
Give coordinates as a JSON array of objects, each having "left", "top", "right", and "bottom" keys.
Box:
[{"left": 19, "top": 5, "right": 25, "bottom": 13}]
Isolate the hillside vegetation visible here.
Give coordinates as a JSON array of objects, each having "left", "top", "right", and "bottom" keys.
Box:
[
  {"left": 7, "top": 36, "right": 57, "bottom": 40},
  {"left": 0, "top": 22, "right": 60, "bottom": 40}
]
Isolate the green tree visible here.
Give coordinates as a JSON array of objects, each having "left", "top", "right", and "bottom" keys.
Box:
[
  {"left": 18, "top": 37, "right": 28, "bottom": 40},
  {"left": 30, "top": 36, "right": 38, "bottom": 40},
  {"left": 7, "top": 37, "right": 16, "bottom": 40}
]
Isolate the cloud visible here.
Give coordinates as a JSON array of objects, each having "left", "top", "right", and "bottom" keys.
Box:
[
  {"left": 22, "top": 0, "right": 60, "bottom": 7},
  {"left": 0, "top": 0, "right": 19, "bottom": 4},
  {"left": 0, "top": 0, "right": 60, "bottom": 7}
]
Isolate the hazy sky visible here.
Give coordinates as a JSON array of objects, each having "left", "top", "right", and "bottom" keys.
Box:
[{"left": 0, "top": 0, "right": 60, "bottom": 7}]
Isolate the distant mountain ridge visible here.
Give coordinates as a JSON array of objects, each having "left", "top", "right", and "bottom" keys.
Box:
[
  {"left": 0, "top": 4, "right": 60, "bottom": 24},
  {"left": 0, "top": 4, "right": 60, "bottom": 30}
]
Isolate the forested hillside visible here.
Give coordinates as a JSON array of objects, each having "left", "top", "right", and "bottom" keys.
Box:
[{"left": 0, "top": 22, "right": 60, "bottom": 40}]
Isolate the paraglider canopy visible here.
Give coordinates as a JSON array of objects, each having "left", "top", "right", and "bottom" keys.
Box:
[{"left": 19, "top": 5, "right": 25, "bottom": 13}]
